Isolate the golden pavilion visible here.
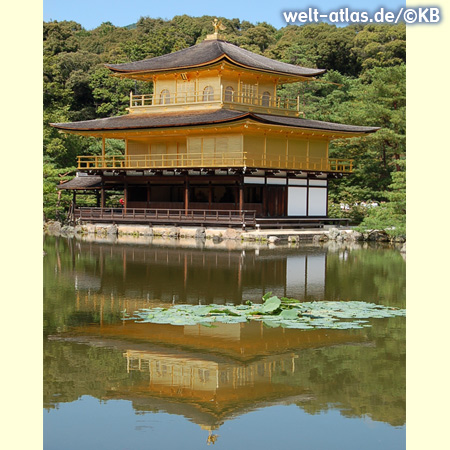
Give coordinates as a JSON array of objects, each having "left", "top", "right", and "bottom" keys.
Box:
[{"left": 53, "top": 24, "right": 378, "bottom": 228}]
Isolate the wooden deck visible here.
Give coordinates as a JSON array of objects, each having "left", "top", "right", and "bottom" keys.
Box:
[
  {"left": 73, "top": 207, "right": 350, "bottom": 229},
  {"left": 74, "top": 207, "right": 256, "bottom": 228}
]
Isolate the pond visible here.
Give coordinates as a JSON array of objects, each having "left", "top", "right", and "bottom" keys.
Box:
[{"left": 43, "top": 235, "right": 405, "bottom": 450}]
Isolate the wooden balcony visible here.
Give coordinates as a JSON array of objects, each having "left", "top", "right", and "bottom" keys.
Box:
[
  {"left": 128, "top": 89, "right": 303, "bottom": 117},
  {"left": 77, "top": 153, "right": 353, "bottom": 173},
  {"left": 74, "top": 207, "right": 256, "bottom": 227},
  {"left": 72, "top": 207, "right": 353, "bottom": 228}
]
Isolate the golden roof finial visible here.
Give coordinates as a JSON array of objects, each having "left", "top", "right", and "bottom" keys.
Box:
[
  {"left": 205, "top": 18, "right": 226, "bottom": 41},
  {"left": 212, "top": 19, "right": 226, "bottom": 33}
]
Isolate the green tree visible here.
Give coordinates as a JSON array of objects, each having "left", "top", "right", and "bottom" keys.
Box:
[
  {"left": 43, "top": 163, "right": 76, "bottom": 220},
  {"left": 352, "top": 24, "right": 406, "bottom": 71},
  {"left": 357, "top": 160, "right": 406, "bottom": 237},
  {"left": 267, "top": 23, "right": 361, "bottom": 76},
  {"left": 236, "top": 22, "right": 277, "bottom": 53},
  {"left": 89, "top": 67, "right": 143, "bottom": 117},
  {"left": 329, "top": 65, "right": 406, "bottom": 203},
  {"left": 43, "top": 20, "right": 81, "bottom": 56}
]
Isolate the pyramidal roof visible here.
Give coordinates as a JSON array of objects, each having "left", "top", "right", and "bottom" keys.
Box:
[{"left": 105, "top": 39, "right": 326, "bottom": 78}]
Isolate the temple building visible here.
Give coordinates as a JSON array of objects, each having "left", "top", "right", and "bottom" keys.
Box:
[{"left": 53, "top": 23, "right": 379, "bottom": 228}]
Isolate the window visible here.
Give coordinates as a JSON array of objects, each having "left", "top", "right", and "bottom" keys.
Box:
[
  {"left": 224, "top": 86, "right": 234, "bottom": 102},
  {"left": 261, "top": 91, "right": 271, "bottom": 107},
  {"left": 241, "top": 83, "right": 257, "bottom": 103},
  {"left": 159, "top": 89, "right": 170, "bottom": 104},
  {"left": 177, "top": 80, "right": 195, "bottom": 102},
  {"left": 202, "top": 86, "right": 214, "bottom": 102}
]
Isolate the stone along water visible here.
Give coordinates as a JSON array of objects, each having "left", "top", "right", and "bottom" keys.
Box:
[{"left": 43, "top": 236, "right": 405, "bottom": 450}]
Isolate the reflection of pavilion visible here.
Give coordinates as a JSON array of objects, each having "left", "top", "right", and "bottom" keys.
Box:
[
  {"left": 68, "top": 238, "right": 327, "bottom": 304},
  {"left": 74, "top": 320, "right": 363, "bottom": 360},
  {"left": 122, "top": 347, "right": 306, "bottom": 430},
  {"left": 62, "top": 321, "right": 366, "bottom": 430}
]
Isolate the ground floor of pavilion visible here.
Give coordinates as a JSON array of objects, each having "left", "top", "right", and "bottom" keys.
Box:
[{"left": 60, "top": 169, "right": 348, "bottom": 228}]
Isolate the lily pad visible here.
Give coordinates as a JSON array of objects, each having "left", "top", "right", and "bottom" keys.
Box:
[
  {"left": 261, "top": 296, "right": 281, "bottom": 313},
  {"left": 128, "top": 295, "right": 405, "bottom": 330},
  {"left": 279, "top": 309, "right": 300, "bottom": 320}
]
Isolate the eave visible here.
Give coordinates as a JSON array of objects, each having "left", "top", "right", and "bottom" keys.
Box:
[
  {"left": 52, "top": 115, "right": 379, "bottom": 141},
  {"left": 108, "top": 57, "right": 316, "bottom": 84}
]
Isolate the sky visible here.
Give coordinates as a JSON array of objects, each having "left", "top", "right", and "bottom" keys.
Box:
[{"left": 43, "top": 0, "right": 406, "bottom": 30}]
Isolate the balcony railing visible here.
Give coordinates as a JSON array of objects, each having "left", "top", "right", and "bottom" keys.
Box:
[
  {"left": 74, "top": 207, "right": 256, "bottom": 227},
  {"left": 77, "top": 152, "right": 353, "bottom": 173},
  {"left": 129, "top": 88, "right": 301, "bottom": 114}
]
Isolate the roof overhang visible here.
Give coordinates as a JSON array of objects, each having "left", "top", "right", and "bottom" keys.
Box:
[
  {"left": 51, "top": 110, "right": 379, "bottom": 140},
  {"left": 108, "top": 56, "right": 322, "bottom": 84}
]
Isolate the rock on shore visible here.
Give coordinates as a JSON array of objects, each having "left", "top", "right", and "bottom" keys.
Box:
[
  {"left": 323, "top": 228, "right": 405, "bottom": 244},
  {"left": 44, "top": 222, "right": 405, "bottom": 246}
]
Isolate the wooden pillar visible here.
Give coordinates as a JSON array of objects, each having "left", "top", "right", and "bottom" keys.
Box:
[
  {"left": 96, "top": 191, "right": 100, "bottom": 207},
  {"left": 72, "top": 191, "right": 77, "bottom": 208},
  {"left": 239, "top": 179, "right": 244, "bottom": 212},
  {"left": 184, "top": 176, "right": 189, "bottom": 214},
  {"left": 124, "top": 181, "right": 128, "bottom": 209},
  {"left": 100, "top": 176, "right": 106, "bottom": 208},
  {"left": 262, "top": 176, "right": 267, "bottom": 216},
  {"left": 147, "top": 182, "right": 150, "bottom": 208},
  {"left": 100, "top": 180, "right": 106, "bottom": 208}
]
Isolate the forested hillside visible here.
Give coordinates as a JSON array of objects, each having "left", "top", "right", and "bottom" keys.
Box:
[{"left": 43, "top": 16, "right": 405, "bottom": 234}]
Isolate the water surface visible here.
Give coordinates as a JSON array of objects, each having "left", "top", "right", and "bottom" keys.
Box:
[{"left": 44, "top": 236, "right": 405, "bottom": 449}]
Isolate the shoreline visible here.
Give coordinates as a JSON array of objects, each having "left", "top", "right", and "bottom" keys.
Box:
[{"left": 43, "top": 220, "right": 406, "bottom": 251}]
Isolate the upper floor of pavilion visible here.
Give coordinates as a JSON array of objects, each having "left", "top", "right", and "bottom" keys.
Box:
[{"left": 105, "top": 26, "right": 326, "bottom": 118}]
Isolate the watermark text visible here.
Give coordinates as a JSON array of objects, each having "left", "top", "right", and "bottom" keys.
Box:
[{"left": 282, "top": 7, "right": 441, "bottom": 24}]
